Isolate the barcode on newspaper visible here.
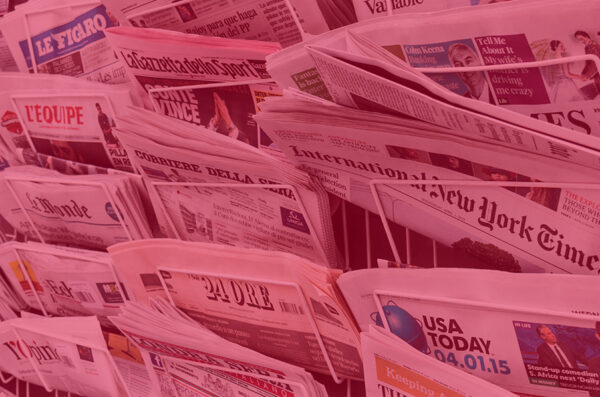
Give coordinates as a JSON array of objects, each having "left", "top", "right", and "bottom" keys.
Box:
[
  {"left": 74, "top": 291, "right": 95, "bottom": 303},
  {"left": 279, "top": 301, "right": 304, "bottom": 315},
  {"left": 60, "top": 355, "right": 74, "bottom": 368}
]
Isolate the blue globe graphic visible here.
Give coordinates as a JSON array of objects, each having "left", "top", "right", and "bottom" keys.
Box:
[{"left": 371, "top": 302, "right": 429, "bottom": 353}]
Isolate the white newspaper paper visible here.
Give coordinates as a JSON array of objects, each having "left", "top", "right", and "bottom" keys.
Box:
[
  {"left": 0, "top": 166, "right": 153, "bottom": 250},
  {"left": 339, "top": 268, "right": 600, "bottom": 396},
  {"left": 108, "top": 239, "right": 363, "bottom": 379},
  {"left": 0, "top": 316, "right": 127, "bottom": 396},
  {"left": 0, "top": 241, "right": 127, "bottom": 317},
  {"left": 362, "top": 325, "right": 516, "bottom": 396},
  {"left": 0, "top": 73, "right": 138, "bottom": 172},
  {"left": 0, "top": 0, "right": 128, "bottom": 83}
]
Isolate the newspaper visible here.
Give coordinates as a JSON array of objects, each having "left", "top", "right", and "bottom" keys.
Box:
[
  {"left": 256, "top": 92, "right": 600, "bottom": 275},
  {"left": 115, "top": 106, "right": 338, "bottom": 266},
  {"left": 267, "top": 0, "right": 600, "bottom": 147},
  {"left": 0, "top": 241, "right": 128, "bottom": 318},
  {"left": 108, "top": 239, "right": 363, "bottom": 379},
  {"left": 362, "top": 325, "right": 516, "bottom": 396},
  {"left": 353, "top": 0, "right": 523, "bottom": 21},
  {"left": 0, "top": 166, "right": 154, "bottom": 251},
  {"left": 101, "top": 0, "right": 355, "bottom": 36},
  {"left": 104, "top": 26, "right": 282, "bottom": 107},
  {"left": 103, "top": 0, "right": 306, "bottom": 47},
  {"left": 149, "top": 79, "right": 283, "bottom": 153},
  {"left": 109, "top": 298, "right": 329, "bottom": 396},
  {"left": 0, "top": 315, "right": 128, "bottom": 396},
  {"left": 0, "top": 73, "right": 138, "bottom": 172},
  {"left": 338, "top": 267, "right": 600, "bottom": 396},
  {"left": 103, "top": 330, "right": 154, "bottom": 397},
  {"left": 0, "top": 0, "right": 127, "bottom": 84},
  {"left": 0, "top": 31, "right": 17, "bottom": 72}
]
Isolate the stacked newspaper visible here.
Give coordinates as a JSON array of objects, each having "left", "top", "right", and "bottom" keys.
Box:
[
  {"left": 0, "top": 315, "right": 129, "bottom": 396},
  {"left": 104, "top": 26, "right": 282, "bottom": 108},
  {"left": 338, "top": 267, "right": 600, "bottom": 396},
  {"left": 0, "top": 267, "right": 24, "bottom": 318},
  {"left": 256, "top": 1, "right": 600, "bottom": 274},
  {"left": 108, "top": 239, "right": 363, "bottom": 380},
  {"left": 0, "top": 166, "right": 154, "bottom": 250},
  {"left": 115, "top": 106, "right": 338, "bottom": 266},
  {"left": 267, "top": 0, "right": 600, "bottom": 141},
  {"left": 362, "top": 325, "right": 516, "bottom": 396},
  {"left": 110, "top": 298, "right": 329, "bottom": 396},
  {"left": 101, "top": 0, "right": 357, "bottom": 38},
  {"left": 0, "top": 0, "right": 127, "bottom": 84},
  {"left": 0, "top": 73, "right": 139, "bottom": 172},
  {"left": 0, "top": 241, "right": 128, "bottom": 318}
]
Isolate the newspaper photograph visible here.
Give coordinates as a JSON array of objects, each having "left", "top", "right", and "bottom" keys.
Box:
[
  {"left": 150, "top": 80, "right": 283, "bottom": 151},
  {"left": 338, "top": 268, "right": 600, "bottom": 396},
  {"left": 0, "top": 0, "right": 127, "bottom": 83}
]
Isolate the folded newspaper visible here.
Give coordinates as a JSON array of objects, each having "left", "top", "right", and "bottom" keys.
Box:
[
  {"left": 0, "top": 241, "right": 128, "bottom": 318},
  {"left": 267, "top": 0, "right": 600, "bottom": 153},
  {"left": 0, "top": 315, "right": 129, "bottom": 396},
  {"left": 0, "top": 73, "right": 139, "bottom": 172},
  {"left": 104, "top": 26, "right": 282, "bottom": 108},
  {"left": 115, "top": 106, "right": 338, "bottom": 266},
  {"left": 110, "top": 297, "right": 329, "bottom": 396},
  {"left": 338, "top": 267, "right": 600, "bottom": 396},
  {"left": 353, "top": 0, "right": 525, "bottom": 21},
  {"left": 102, "top": 0, "right": 357, "bottom": 37},
  {"left": 362, "top": 325, "right": 516, "bottom": 396},
  {"left": 0, "top": 0, "right": 127, "bottom": 84},
  {"left": 0, "top": 165, "right": 154, "bottom": 250},
  {"left": 256, "top": 91, "right": 600, "bottom": 275},
  {"left": 108, "top": 239, "right": 363, "bottom": 380}
]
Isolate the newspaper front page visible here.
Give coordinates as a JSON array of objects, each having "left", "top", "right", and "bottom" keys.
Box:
[
  {"left": 101, "top": 0, "right": 347, "bottom": 35},
  {"left": 339, "top": 268, "right": 600, "bottom": 396},
  {"left": 110, "top": 299, "right": 329, "bottom": 396},
  {"left": 0, "top": 316, "right": 126, "bottom": 396},
  {"left": 108, "top": 239, "right": 363, "bottom": 380},
  {"left": 104, "top": 26, "right": 281, "bottom": 107},
  {"left": 267, "top": 0, "right": 600, "bottom": 145},
  {"left": 0, "top": 242, "right": 127, "bottom": 318},
  {"left": 115, "top": 107, "right": 337, "bottom": 266},
  {"left": 0, "top": 73, "right": 137, "bottom": 172},
  {"left": 0, "top": 0, "right": 127, "bottom": 83},
  {"left": 353, "top": 0, "right": 523, "bottom": 21},
  {"left": 362, "top": 326, "right": 516, "bottom": 396},
  {"left": 106, "top": 0, "right": 305, "bottom": 47},
  {"left": 0, "top": 166, "right": 153, "bottom": 250},
  {"left": 256, "top": 94, "right": 600, "bottom": 275}
]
